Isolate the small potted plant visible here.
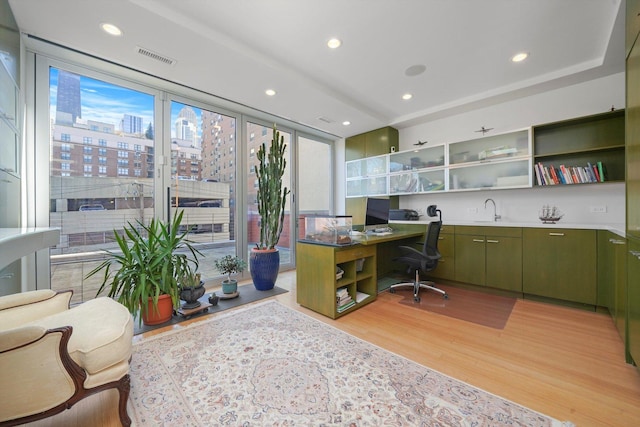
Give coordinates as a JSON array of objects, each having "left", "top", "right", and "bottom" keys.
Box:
[
  {"left": 179, "top": 272, "right": 205, "bottom": 309},
  {"left": 214, "top": 254, "right": 247, "bottom": 294}
]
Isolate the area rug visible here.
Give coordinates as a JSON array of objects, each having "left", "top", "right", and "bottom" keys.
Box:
[
  {"left": 128, "top": 300, "right": 572, "bottom": 426},
  {"left": 394, "top": 283, "right": 517, "bottom": 329},
  {"left": 133, "top": 283, "right": 288, "bottom": 335}
]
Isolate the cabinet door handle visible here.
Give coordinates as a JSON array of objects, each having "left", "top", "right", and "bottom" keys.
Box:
[
  {"left": 609, "top": 239, "right": 626, "bottom": 245},
  {"left": 472, "top": 239, "right": 485, "bottom": 243},
  {"left": 486, "top": 239, "right": 499, "bottom": 243},
  {"left": 548, "top": 232, "right": 565, "bottom": 236},
  {"left": 630, "top": 251, "right": 640, "bottom": 259}
]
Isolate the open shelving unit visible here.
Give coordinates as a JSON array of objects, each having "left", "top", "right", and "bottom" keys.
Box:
[
  {"left": 296, "top": 242, "right": 376, "bottom": 319},
  {"left": 532, "top": 109, "right": 625, "bottom": 185}
]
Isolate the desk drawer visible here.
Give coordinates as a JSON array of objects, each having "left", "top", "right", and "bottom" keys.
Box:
[{"left": 336, "top": 245, "right": 375, "bottom": 263}]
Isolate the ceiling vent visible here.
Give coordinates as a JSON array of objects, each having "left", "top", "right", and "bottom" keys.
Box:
[
  {"left": 135, "top": 46, "right": 176, "bottom": 66},
  {"left": 317, "top": 116, "right": 334, "bottom": 124}
]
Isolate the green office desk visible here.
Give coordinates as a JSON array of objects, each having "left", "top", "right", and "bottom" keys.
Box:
[{"left": 296, "top": 227, "right": 425, "bottom": 318}]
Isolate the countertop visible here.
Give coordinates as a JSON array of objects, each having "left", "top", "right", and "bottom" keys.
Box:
[
  {"left": 390, "top": 220, "right": 627, "bottom": 238},
  {"left": 0, "top": 228, "right": 61, "bottom": 271}
]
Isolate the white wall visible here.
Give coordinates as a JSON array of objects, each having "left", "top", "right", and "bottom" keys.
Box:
[{"left": 336, "top": 73, "right": 626, "bottom": 226}]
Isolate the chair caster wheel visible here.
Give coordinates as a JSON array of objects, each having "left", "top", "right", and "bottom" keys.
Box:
[
  {"left": 389, "top": 288, "right": 396, "bottom": 294},
  {"left": 414, "top": 296, "right": 421, "bottom": 302},
  {"left": 443, "top": 294, "right": 449, "bottom": 299}
]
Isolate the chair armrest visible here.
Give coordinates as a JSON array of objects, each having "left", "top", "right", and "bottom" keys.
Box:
[
  {"left": 0, "top": 290, "right": 72, "bottom": 331},
  {"left": 0, "top": 325, "right": 47, "bottom": 352},
  {"left": 397, "top": 245, "right": 441, "bottom": 261},
  {"left": 0, "top": 326, "right": 80, "bottom": 423}
]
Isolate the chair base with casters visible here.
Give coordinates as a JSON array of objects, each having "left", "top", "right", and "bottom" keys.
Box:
[{"left": 389, "top": 269, "right": 448, "bottom": 302}]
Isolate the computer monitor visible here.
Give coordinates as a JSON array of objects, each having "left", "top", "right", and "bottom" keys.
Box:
[{"left": 364, "top": 197, "right": 390, "bottom": 231}]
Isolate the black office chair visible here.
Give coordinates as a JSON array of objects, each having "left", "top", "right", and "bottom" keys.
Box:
[{"left": 390, "top": 205, "right": 448, "bottom": 302}]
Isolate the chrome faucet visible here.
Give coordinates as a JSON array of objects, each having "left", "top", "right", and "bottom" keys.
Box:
[{"left": 484, "top": 198, "right": 501, "bottom": 222}]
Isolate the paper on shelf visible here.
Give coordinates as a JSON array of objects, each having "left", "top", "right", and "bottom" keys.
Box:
[{"left": 356, "top": 291, "right": 370, "bottom": 303}]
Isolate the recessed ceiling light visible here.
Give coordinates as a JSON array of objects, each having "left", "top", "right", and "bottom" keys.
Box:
[
  {"left": 265, "top": 89, "right": 276, "bottom": 96},
  {"left": 100, "top": 23, "right": 122, "bottom": 36},
  {"left": 327, "top": 38, "right": 342, "bottom": 49},
  {"left": 511, "top": 52, "right": 528, "bottom": 63},
  {"left": 342, "top": 121, "right": 351, "bottom": 126},
  {"left": 402, "top": 93, "right": 413, "bottom": 100},
  {"left": 405, "top": 64, "right": 426, "bottom": 77}
]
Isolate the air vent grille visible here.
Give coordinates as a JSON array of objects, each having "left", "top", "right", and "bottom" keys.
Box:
[
  {"left": 135, "top": 46, "right": 176, "bottom": 65},
  {"left": 318, "top": 116, "right": 334, "bottom": 124}
]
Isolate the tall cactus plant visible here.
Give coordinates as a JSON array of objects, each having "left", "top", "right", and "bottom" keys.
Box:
[{"left": 255, "top": 124, "right": 290, "bottom": 250}]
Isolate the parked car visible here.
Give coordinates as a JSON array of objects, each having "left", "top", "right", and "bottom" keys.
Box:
[{"left": 79, "top": 204, "right": 105, "bottom": 211}]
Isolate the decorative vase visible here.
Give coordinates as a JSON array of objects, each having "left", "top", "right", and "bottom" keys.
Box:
[
  {"left": 208, "top": 292, "right": 219, "bottom": 306},
  {"left": 250, "top": 248, "right": 279, "bottom": 291},
  {"left": 141, "top": 294, "right": 174, "bottom": 325},
  {"left": 179, "top": 282, "right": 205, "bottom": 309},
  {"left": 222, "top": 279, "right": 238, "bottom": 294}
]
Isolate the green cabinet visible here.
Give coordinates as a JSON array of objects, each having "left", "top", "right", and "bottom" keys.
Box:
[
  {"left": 296, "top": 242, "right": 377, "bottom": 319},
  {"left": 597, "top": 231, "right": 628, "bottom": 357},
  {"left": 523, "top": 228, "right": 596, "bottom": 304},
  {"left": 455, "top": 226, "right": 522, "bottom": 291},
  {"left": 454, "top": 229, "right": 485, "bottom": 286},
  {"left": 628, "top": 238, "right": 640, "bottom": 366},
  {"left": 627, "top": 37, "right": 640, "bottom": 239},
  {"left": 428, "top": 224, "right": 455, "bottom": 281},
  {"left": 345, "top": 126, "right": 398, "bottom": 161}
]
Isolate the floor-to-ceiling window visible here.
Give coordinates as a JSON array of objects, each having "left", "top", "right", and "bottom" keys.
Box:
[
  {"left": 48, "top": 67, "right": 158, "bottom": 304},
  {"left": 245, "top": 121, "right": 293, "bottom": 268},
  {"left": 297, "top": 134, "right": 332, "bottom": 242},
  {"left": 169, "top": 100, "right": 242, "bottom": 280},
  {"left": 28, "top": 43, "right": 335, "bottom": 301}
]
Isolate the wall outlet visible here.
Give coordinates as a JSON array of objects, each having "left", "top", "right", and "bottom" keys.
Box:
[
  {"left": 467, "top": 207, "right": 478, "bottom": 214},
  {"left": 590, "top": 206, "right": 607, "bottom": 213}
]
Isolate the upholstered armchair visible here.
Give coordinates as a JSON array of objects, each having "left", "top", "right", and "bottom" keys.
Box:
[{"left": 0, "top": 289, "right": 133, "bottom": 426}]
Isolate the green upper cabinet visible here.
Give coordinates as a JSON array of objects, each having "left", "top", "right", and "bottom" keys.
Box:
[
  {"left": 627, "top": 0, "right": 640, "bottom": 58},
  {"left": 345, "top": 126, "right": 398, "bottom": 161},
  {"left": 532, "top": 110, "right": 626, "bottom": 185},
  {"left": 628, "top": 40, "right": 640, "bottom": 239},
  {"left": 523, "top": 228, "right": 597, "bottom": 304}
]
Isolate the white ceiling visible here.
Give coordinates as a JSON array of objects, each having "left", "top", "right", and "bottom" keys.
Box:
[{"left": 8, "top": 0, "right": 625, "bottom": 138}]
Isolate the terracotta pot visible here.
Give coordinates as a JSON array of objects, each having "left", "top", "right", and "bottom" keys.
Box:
[{"left": 141, "top": 294, "right": 174, "bottom": 325}]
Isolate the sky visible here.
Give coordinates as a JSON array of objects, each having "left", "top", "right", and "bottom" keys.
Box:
[{"left": 49, "top": 67, "right": 201, "bottom": 138}]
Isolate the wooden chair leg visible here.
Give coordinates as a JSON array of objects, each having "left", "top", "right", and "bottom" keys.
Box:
[{"left": 117, "top": 374, "right": 131, "bottom": 427}]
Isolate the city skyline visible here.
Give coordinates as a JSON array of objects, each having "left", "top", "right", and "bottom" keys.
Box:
[{"left": 49, "top": 68, "right": 203, "bottom": 140}]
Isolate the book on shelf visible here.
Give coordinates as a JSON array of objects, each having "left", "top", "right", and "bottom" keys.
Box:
[
  {"left": 337, "top": 300, "right": 356, "bottom": 313},
  {"left": 535, "top": 162, "right": 606, "bottom": 185}
]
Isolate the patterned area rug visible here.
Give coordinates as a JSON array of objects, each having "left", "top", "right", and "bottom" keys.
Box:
[{"left": 128, "top": 300, "right": 572, "bottom": 426}]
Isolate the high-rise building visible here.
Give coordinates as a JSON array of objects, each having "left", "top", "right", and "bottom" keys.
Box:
[
  {"left": 55, "top": 70, "right": 81, "bottom": 126},
  {"left": 175, "top": 106, "right": 198, "bottom": 147},
  {"left": 121, "top": 114, "right": 143, "bottom": 135}
]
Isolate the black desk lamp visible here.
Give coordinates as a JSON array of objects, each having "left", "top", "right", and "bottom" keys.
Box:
[{"left": 427, "top": 204, "right": 442, "bottom": 221}]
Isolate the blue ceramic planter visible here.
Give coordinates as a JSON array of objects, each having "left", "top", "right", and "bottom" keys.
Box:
[{"left": 250, "top": 249, "right": 279, "bottom": 291}]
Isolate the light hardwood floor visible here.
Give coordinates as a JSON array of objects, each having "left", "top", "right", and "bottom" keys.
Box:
[{"left": 26, "top": 270, "right": 640, "bottom": 426}]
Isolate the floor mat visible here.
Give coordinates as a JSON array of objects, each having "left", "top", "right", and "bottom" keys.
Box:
[{"left": 392, "top": 283, "right": 517, "bottom": 329}]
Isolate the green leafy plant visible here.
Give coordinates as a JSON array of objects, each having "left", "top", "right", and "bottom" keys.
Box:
[
  {"left": 255, "top": 124, "right": 290, "bottom": 250},
  {"left": 86, "top": 210, "right": 201, "bottom": 321},
  {"left": 213, "top": 255, "right": 247, "bottom": 283}
]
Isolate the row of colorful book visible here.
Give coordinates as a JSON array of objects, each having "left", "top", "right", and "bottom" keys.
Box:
[{"left": 534, "top": 161, "right": 606, "bottom": 185}]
